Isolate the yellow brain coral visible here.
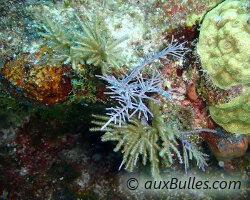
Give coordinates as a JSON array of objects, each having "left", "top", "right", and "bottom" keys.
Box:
[{"left": 198, "top": 0, "right": 250, "bottom": 89}]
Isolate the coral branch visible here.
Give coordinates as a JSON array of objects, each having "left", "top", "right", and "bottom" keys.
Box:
[{"left": 97, "top": 38, "right": 187, "bottom": 130}]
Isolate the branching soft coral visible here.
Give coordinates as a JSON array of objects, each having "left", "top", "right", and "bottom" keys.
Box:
[
  {"left": 91, "top": 114, "right": 161, "bottom": 177},
  {"left": 39, "top": 13, "right": 127, "bottom": 74},
  {"left": 39, "top": 18, "right": 74, "bottom": 64},
  {"left": 91, "top": 101, "right": 208, "bottom": 178},
  {"left": 71, "top": 14, "right": 128, "bottom": 74},
  {"left": 97, "top": 38, "right": 187, "bottom": 130}
]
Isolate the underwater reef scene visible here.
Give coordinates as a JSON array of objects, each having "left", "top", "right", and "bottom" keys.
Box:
[{"left": 0, "top": 0, "right": 249, "bottom": 199}]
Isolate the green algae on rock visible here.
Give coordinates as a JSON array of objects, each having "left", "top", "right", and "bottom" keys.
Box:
[
  {"left": 209, "top": 89, "right": 250, "bottom": 134},
  {"left": 198, "top": 0, "right": 250, "bottom": 90}
]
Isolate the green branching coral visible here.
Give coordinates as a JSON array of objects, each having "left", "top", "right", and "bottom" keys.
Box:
[
  {"left": 39, "top": 18, "right": 74, "bottom": 64},
  {"left": 39, "top": 13, "right": 128, "bottom": 74},
  {"left": 91, "top": 114, "right": 179, "bottom": 179},
  {"left": 91, "top": 101, "right": 208, "bottom": 178},
  {"left": 71, "top": 14, "right": 128, "bottom": 74}
]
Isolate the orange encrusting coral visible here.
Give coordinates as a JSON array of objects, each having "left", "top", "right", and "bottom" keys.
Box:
[{"left": 1, "top": 53, "right": 72, "bottom": 105}]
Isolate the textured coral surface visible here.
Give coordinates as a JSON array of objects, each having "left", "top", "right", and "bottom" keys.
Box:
[
  {"left": 198, "top": 0, "right": 250, "bottom": 89},
  {"left": 209, "top": 90, "right": 250, "bottom": 134}
]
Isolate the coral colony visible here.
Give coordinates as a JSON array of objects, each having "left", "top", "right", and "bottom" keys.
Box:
[
  {"left": 39, "top": 13, "right": 128, "bottom": 74},
  {"left": 97, "top": 37, "right": 187, "bottom": 130},
  {"left": 92, "top": 38, "right": 211, "bottom": 178},
  {"left": 0, "top": 0, "right": 249, "bottom": 199},
  {"left": 198, "top": 0, "right": 250, "bottom": 134}
]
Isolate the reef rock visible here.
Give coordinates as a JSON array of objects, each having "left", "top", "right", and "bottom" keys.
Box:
[{"left": 1, "top": 52, "right": 72, "bottom": 105}]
